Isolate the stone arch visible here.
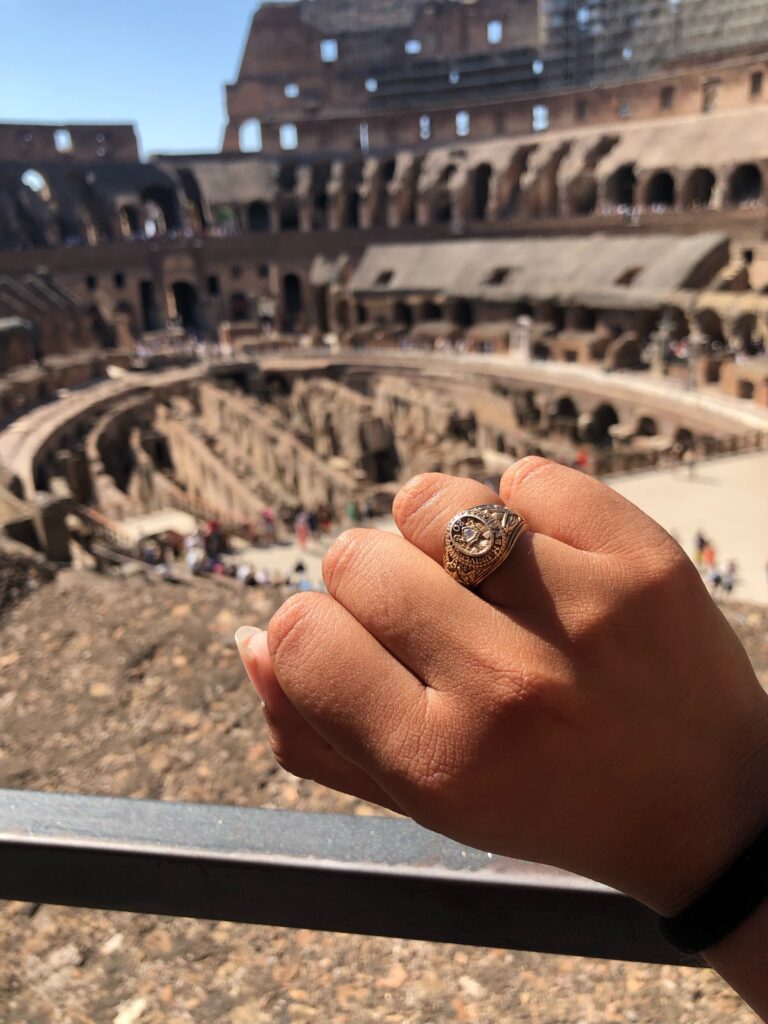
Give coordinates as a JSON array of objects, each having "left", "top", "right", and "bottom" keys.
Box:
[
  {"left": 248, "top": 201, "right": 270, "bottom": 232},
  {"left": 553, "top": 396, "right": 580, "bottom": 440},
  {"left": 636, "top": 416, "right": 658, "bottom": 437},
  {"left": 606, "top": 334, "right": 644, "bottom": 370},
  {"left": 605, "top": 164, "right": 636, "bottom": 207},
  {"left": 176, "top": 168, "right": 207, "bottom": 230},
  {"left": 283, "top": 273, "right": 303, "bottom": 331},
  {"left": 20, "top": 168, "right": 51, "bottom": 201},
  {"left": 694, "top": 308, "right": 725, "bottom": 345},
  {"left": 454, "top": 299, "right": 473, "bottom": 327},
  {"left": 472, "top": 163, "right": 493, "bottom": 220},
  {"left": 431, "top": 163, "right": 458, "bottom": 224},
  {"left": 555, "top": 396, "right": 579, "bottom": 419},
  {"left": 682, "top": 168, "right": 715, "bottom": 209},
  {"left": 675, "top": 427, "right": 694, "bottom": 450},
  {"left": 171, "top": 282, "right": 199, "bottom": 331},
  {"left": 568, "top": 176, "right": 597, "bottom": 215},
  {"left": 589, "top": 403, "right": 619, "bottom": 446},
  {"left": 142, "top": 186, "right": 180, "bottom": 234},
  {"left": 279, "top": 198, "right": 300, "bottom": 231},
  {"left": 119, "top": 204, "right": 141, "bottom": 238},
  {"left": 394, "top": 301, "right": 413, "bottom": 328},
  {"left": 644, "top": 170, "right": 675, "bottom": 207},
  {"left": 727, "top": 164, "right": 763, "bottom": 206},
  {"left": 731, "top": 312, "right": 758, "bottom": 352}
]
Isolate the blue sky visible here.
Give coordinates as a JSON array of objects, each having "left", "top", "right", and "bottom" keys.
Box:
[{"left": 0, "top": 0, "right": 277, "bottom": 156}]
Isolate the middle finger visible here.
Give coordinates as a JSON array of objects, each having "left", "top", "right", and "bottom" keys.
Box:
[{"left": 322, "top": 528, "right": 526, "bottom": 692}]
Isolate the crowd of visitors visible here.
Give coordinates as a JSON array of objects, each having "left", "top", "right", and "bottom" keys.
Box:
[{"left": 695, "top": 530, "right": 738, "bottom": 595}]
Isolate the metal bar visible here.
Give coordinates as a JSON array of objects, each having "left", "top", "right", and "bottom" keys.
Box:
[{"left": 0, "top": 789, "right": 699, "bottom": 967}]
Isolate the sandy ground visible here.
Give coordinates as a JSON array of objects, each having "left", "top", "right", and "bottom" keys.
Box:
[
  {"left": 1, "top": 570, "right": 764, "bottom": 1023},
  {"left": 232, "top": 452, "right": 768, "bottom": 606},
  {"left": 609, "top": 451, "right": 768, "bottom": 605}
]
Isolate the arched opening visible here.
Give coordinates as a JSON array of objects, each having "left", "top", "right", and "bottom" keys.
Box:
[
  {"left": 449, "top": 412, "right": 477, "bottom": 445},
  {"left": 176, "top": 168, "right": 207, "bottom": 231},
  {"left": 346, "top": 190, "right": 360, "bottom": 228},
  {"left": 644, "top": 171, "right": 675, "bottom": 208},
  {"left": 171, "top": 282, "right": 199, "bottom": 332},
  {"left": 554, "top": 396, "right": 580, "bottom": 440},
  {"left": 532, "top": 342, "right": 551, "bottom": 361},
  {"left": 248, "top": 201, "right": 270, "bottom": 232},
  {"left": 728, "top": 164, "right": 763, "bottom": 206},
  {"left": 675, "top": 428, "right": 694, "bottom": 451},
  {"left": 432, "top": 163, "right": 457, "bottom": 225},
  {"left": 240, "top": 119, "right": 262, "bottom": 153},
  {"left": 119, "top": 204, "right": 141, "bottom": 238},
  {"left": 423, "top": 300, "right": 441, "bottom": 320},
  {"left": 731, "top": 313, "right": 759, "bottom": 353},
  {"left": 695, "top": 309, "right": 725, "bottom": 346},
  {"left": 569, "top": 177, "right": 597, "bottom": 215},
  {"left": 570, "top": 307, "right": 598, "bottom": 330},
  {"left": 142, "top": 186, "right": 179, "bottom": 234},
  {"left": 394, "top": 301, "right": 413, "bottom": 328},
  {"left": 280, "top": 165, "right": 297, "bottom": 192},
  {"left": 454, "top": 299, "right": 473, "bottom": 327},
  {"left": 283, "top": 273, "right": 303, "bottom": 332},
  {"left": 472, "top": 164, "right": 493, "bottom": 220},
  {"left": 556, "top": 396, "right": 579, "bottom": 419},
  {"left": 590, "top": 404, "right": 619, "bottom": 446},
  {"left": 280, "top": 199, "right": 300, "bottom": 231},
  {"left": 605, "top": 164, "right": 636, "bottom": 208},
  {"left": 229, "top": 293, "right": 250, "bottom": 322},
  {"left": 636, "top": 416, "right": 658, "bottom": 437},
  {"left": 682, "top": 168, "right": 715, "bottom": 209},
  {"left": 21, "top": 168, "right": 50, "bottom": 200},
  {"left": 213, "top": 204, "right": 237, "bottom": 234}
]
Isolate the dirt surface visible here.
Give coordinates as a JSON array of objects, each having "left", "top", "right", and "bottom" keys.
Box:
[{"left": 0, "top": 570, "right": 765, "bottom": 1024}]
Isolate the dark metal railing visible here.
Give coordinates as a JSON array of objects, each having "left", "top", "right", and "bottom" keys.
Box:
[{"left": 0, "top": 789, "right": 701, "bottom": 967}]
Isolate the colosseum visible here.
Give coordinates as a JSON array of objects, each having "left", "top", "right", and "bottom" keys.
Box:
[
  {"left": 4, "top": 4, "right": 768, "bottom": 1021},
  {"left": 2, "top": 0, "right": 768, "bottom": 554}
]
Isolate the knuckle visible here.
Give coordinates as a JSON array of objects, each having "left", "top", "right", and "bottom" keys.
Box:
[
  {"left": 322, "top": 529, "right": 370, "bottom": 593},
  {"left": 268, "top": 592, "right": 328, "bottom": 664},
  {"left": 502, "top": 456, "right": 552, "bottom": 492},
  {"left": 393, "top": 473, "right": 445, "bottom": 532}
]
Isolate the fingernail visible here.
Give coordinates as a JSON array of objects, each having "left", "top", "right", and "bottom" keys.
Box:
[
  {"left": 235, "top": 625, "right": 261, "bottom": 648},
  {"left": 235, "top": 626, "right": 267, "bottom": 705}
]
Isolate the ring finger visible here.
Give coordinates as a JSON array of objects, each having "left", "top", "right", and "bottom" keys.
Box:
[{"left": 392, "top": 472, "right": 591, "bottom": 614}]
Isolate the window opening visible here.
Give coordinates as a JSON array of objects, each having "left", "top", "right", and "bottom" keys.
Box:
[
  {"left": 456, "top": 111, "right": 471, "bottom": 137},
  {"left": 240, "top": 119, "right": 262, "bottom": 153},
  {"left": 280, "top": 124, "right": 299, "bottom": 151},
  {"left": 321, "top": 39, "right": 338, "bottom": 62},
  {"left": 54, "top": 128, "right": 73, "bottom": 153},
  {"left": 532, "top": 104, "right": 549, "bottom": 132},
  {"left": 487, "top": 20, "right": 503, "bottom": 45}
]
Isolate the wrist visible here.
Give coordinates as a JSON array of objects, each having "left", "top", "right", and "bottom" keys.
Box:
[{"left": 641, "top": 693, "right": 768, "bottom": 919}]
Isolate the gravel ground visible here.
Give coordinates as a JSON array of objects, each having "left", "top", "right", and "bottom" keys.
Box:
[{"left": 0, "top": 570, "right": 764, "bottom": 1024}]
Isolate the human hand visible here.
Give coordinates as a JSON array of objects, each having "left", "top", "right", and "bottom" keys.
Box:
[{"left": 236, "top": 458, "right": 768, "bottom": 917}]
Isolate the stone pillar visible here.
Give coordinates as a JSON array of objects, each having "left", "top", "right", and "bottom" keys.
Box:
[{"left": 34, "top": 495, "right": 72, "bottom": 563}]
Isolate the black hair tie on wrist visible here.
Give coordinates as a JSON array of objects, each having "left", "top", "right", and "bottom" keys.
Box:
[{"left": 659, "top": 822, "right": 768, "bottom": 954}]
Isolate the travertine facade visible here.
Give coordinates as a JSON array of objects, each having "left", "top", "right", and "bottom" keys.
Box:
[{"left": 1, "top": 0, "right": 768, "bottom": 553}]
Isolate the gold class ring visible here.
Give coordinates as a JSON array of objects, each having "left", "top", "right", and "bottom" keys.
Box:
[{"left": 443, "top": 504, "right": 527, "bottom": 590}]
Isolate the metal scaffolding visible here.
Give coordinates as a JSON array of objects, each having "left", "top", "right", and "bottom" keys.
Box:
[{"left": 542, "top": 0, "right": 768, "bottom": 86}]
